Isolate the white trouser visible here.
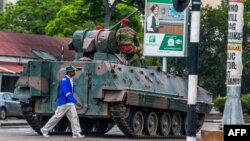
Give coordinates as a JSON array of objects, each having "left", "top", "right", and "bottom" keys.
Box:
[{"left": 41, "top": 104, "right": 81, "bottom": 135}]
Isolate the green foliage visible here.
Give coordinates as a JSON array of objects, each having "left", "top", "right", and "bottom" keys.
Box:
[
  {"left": 0, "top": 0, "right": 71, "bottom": 34},
  {"left": 0, "top": 0, "right": 142, "bottom": 36},
  {"left": 195, "top": 6, "right": 228, "bottom": 97},
  {"left": 242, "top": 0, "right": 250, "bottom": 93},
  {"left": 146, "top": 57, "right": 162, "bottom": 68},
  {"left": 241, "top": 98, "right": 249, "bottom": 113},
  {"left": 241, "top": 94, "right": 250, "bottom": 113},
  {"left": 214, "top": 94, "right": 250, "bottom": 114},
  {"left": 241, "top": 94, "right": 250, "bottom": 104},
  {"left": 125, "top": 0, "right": 145, "bottom": 14},
  {"left": 213, "top": 96, "right": 227, "bottom": 113},
  {"left": 45, "top": 1, "right": 96, "bottom": 37}
]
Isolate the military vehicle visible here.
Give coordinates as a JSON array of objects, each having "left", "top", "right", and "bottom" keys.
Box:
[{"left": 14, "top": 27, "right": 212, "bottom": 138}]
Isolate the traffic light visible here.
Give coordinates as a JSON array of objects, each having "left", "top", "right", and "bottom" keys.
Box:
[{"left": 173, "top": 0, "right": 190, "bottom": 12}]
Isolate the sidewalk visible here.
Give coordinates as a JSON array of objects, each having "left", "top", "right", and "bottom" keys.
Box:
[
  {"left": 205, "top": 109, "right": 250, "bottom": 123},
  {"left": 0, "top": 119, "right": 28, "bottom": 126},
  {"left": 205, "top": 110, "right": 223, "bottom": 123}
]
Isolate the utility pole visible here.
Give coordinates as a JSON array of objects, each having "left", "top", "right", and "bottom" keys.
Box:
[
  {"left": 222, "top": 0, "right": 244, "bottom": 125},
  {"left": 187, "top": 0, "right": 200, "bottom": 140},
  {"left": 173, "top": 0, "right": 199, "bottom": 140}
]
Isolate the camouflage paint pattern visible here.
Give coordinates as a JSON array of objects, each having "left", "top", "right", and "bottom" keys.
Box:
[
  {"left": 14, "top": 30, "right": 212, "bottom": 137},
  {"left": 15, "top": 58, "right": 212, "bottom": 117},
  {"left": 116, "top": 26, "right": 145, "bottom": 59},
  {"left": 116, "top": 26, "right": 139, "bottom": 47}
]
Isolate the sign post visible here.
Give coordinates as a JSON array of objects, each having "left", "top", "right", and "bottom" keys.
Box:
[
  {"left": 222, "top": 0, "right": 244, "bottom": 125},
  {"left": 186, "top": 0, "right": 200, "bottom": 140}
]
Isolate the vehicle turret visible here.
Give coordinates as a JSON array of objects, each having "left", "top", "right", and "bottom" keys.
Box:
[{"left": 68, "top": 29, "right": 119, "bottom": 60}]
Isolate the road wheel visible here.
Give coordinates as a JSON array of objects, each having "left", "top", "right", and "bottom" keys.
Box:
[
  {"left": 0, "top": 108, "right": 7, "bottom": 120},
  {"left": 171, "top": 113, "right": 182, "bottom": 136},
  {"left": 144, "top": 112, "right": 158, "bottom": 135},
  {"left": 158, "top": 112, "right": 171, "bottom": 136},
  {"left": 129, "top": 111, "right": 144, "bottom": 136}
]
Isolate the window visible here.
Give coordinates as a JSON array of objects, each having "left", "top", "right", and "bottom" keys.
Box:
[{"left": 3, "top": 93, "right": 12, "bottom": 100}]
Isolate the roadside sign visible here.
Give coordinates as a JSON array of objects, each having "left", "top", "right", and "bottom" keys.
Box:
[
  {"left": 226, "top": 1, "right": 244, "bottom": 87},
  {"left": 143, "top": 0, "right": 188, "bottom": 57}
]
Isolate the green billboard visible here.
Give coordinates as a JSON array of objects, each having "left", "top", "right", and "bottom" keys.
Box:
[{"left": 143, "top": 0, "right": 188, "bottom": 57}]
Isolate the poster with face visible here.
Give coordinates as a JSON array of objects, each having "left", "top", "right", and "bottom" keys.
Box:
[{"left": 144, "top": 0, "right": 188, "bottom": 57}]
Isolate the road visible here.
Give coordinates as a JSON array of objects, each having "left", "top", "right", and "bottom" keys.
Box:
[{"left": 0, "top": 119, "right": 222, "bottom": 141}]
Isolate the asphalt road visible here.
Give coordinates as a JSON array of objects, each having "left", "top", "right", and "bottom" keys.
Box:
[{"left": 0, "top": 119, "right": 222, "bottom": 141}]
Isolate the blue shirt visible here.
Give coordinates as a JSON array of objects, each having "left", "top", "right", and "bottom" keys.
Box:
[{"left": 57, "top": 75, "right": 77, "bottom": 106}]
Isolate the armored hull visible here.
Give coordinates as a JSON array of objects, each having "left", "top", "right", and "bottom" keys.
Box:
[{"left": 14, "top": 29, "right": 212, "bottom": 138}]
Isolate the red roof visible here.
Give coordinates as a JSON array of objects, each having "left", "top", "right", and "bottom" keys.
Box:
[
  {"left": 0, "top": 62, "right": 24, "bottom": 74},
  {"left": 0, "top": 30, "right": 75, "bottom": 60}
]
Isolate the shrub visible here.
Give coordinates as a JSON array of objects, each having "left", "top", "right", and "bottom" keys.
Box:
[
  {"left": 241, "top": 94, "right": 250, "bottom": 114},
  {"left": 213, "top": 96, "right": 227, "bottom": 113},
  {"left": 213, "top": 94, "right": 250, "bottom": 114},
  {"left": 241, "top": 98, "right": 249, "bottom": 113}
]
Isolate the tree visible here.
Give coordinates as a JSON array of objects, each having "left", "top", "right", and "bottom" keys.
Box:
[
  {"left": 0, "top": 0, "right": 71, "bottom": 34},
  {"left": 84, "top": 0, "right": 145, "bottom": 28},
  {"left": 198, "top": 6, "right": 228, "bottom": 97},
  {"left": 198, "top": 2, "right": 250, "bottom": 97},
  {"left": 44, "top": 0, "right": 142, "bottom": 37},
  {"left": 241, "top": 0, "right": 250, "bottom": 93},
  {"left": 166, "top": 2, "right": 250, "bottom": 98},
  {"left": 0, "top": 0, "right": 142, "bottom": 37},
  {"left": 102, "top": 0, "right": 120, "bottom": 28},
  {"left": 45, "top": 0, "right": 97, "bottom": 36}
]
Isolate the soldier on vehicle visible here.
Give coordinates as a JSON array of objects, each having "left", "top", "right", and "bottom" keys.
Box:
[
  {"left": 116, "top": 18, "right": 147, "bottom": 68},
  {"left": 40, "top": 65, "right": 84, "bottom": 138}
]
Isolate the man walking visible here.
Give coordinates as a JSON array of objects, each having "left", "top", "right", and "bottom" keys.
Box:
[
  {"left": 40, "top": 65, "right": 84, "bottom": 138},
  {"left": 116, "top": 18, "right": 147, "bottom": 68}
]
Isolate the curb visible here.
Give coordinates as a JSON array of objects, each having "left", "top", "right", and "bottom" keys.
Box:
[
  {"left": 205, "top": 119, "right": 222, "bottom": 122},
  {"left": 0, "top": 120, "right": 28, "bottom": 126}
]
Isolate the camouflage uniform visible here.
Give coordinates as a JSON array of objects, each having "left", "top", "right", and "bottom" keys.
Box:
[{"left": 116, "top": 26, "right": 145, "bottom": 60}]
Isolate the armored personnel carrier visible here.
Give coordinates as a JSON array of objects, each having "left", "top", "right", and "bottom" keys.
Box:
[{"left": 14, "top": 28, "right": 212, "bottom": 138}]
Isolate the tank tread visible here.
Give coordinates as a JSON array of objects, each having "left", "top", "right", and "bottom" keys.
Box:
[
  {"left": 110, "top": 103, "right": 185, "bottom": 139},
  {"left": 20, "top": 102, "right": 42, "bottom": 134},
  {"left": 20, "top": 101, "right": 113, "bottom": 135}
]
